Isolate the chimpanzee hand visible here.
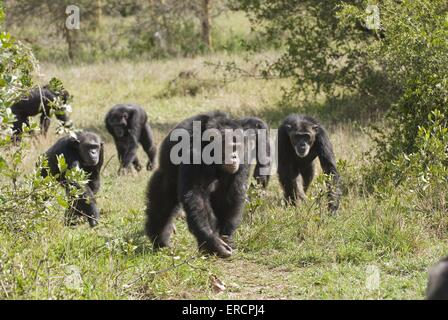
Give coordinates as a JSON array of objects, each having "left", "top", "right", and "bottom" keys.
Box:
[
  {"left": 220, "top": 235, "right": 235, "bottom": 249},
  {"left": 134, "top": 162, "right": 143, "bottom": 172},
  {"left": 328, "top": 202, "right": 339, "bottom": 214},
  {"left": 88, "top": 217, "right": 99, "bottom": 228},
  {"left": 200, "top": 235, "right": 233, "bottom": 258},
  {"left": 118, "top": 166, "right": 136, "bottom": 176}
]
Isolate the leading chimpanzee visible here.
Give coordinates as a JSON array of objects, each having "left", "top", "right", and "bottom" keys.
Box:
[
  {"left": 145, "top": 111, "right": 251, "bottom": 258},
  {"left": 240, "top": 117, "right": 271, "bottom": 188},
  {"left": 105, "top": 104, "right": 156, "bottom": 174},
  {"left": 11, "top": 85, "right": 72, "bottom": 136},
  {"left": 277, "top": 114, "right": 340, "bottom": 213},
  {"left": 42, "top": 131, "right": 104, "bottom": 227},
  {"left": 427, "top": 256, "right": 448, "bottom": 300}
]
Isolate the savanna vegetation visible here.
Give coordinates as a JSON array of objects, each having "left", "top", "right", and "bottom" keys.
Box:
[{"left": 0, "top": 0, "right": 447, "bottom": 299}]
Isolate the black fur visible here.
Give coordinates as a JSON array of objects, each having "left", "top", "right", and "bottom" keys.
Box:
[
  {"left": 427, "top": 257, "right": 448, "bottom": 300},
  {"left": 11, "top": 86, "right": 71, "bottom": 135},
  {"left": 240, "top": 117, "right": 271, "bottom": 188},
  {"left": 105, "top": 104, "right": 156, "bottom": 173},
  {"left": 145, "top": 111, "right": 251, "bottom": 257},
  {"left": 277, "top": 114, "right": 340, "bottom": 212},
  {"left": 42, "top": 131, "right": 104, "bottom": 227}
]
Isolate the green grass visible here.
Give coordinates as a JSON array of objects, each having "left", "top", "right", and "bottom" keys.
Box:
[{"left": 2, "top": 51, "right": 447, "bottom": 300}]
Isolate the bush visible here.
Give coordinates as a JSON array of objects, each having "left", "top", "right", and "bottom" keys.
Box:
[{"left": 0, "top": 7, "right": 88, "bottom": 297}]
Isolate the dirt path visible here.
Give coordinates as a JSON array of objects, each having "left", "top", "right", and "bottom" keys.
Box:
[{"left": 213, "top": 259, "right": 300, "bottom": 299}]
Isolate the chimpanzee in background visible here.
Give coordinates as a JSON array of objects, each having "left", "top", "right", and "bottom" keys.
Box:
[
  {"left": 105, "top": 104, "right": 156, "bottom": 174},
  {"left": 277, "top": 114, "right": 340, "bottom": 213},
  {"left": 42, "top": 131, "right": 104, "bottom": 227},
  {"left": 240, "top": 117, "right": 271, "bottom": 188},
  {"left": 427, "top": 256, "right": 448, "bottom": 300},
  {"left": 145, "top": 111, "right": 251, "bottom": 258},
  {"left": 11, "top": 84, "right": 72, "bottom": 136}
]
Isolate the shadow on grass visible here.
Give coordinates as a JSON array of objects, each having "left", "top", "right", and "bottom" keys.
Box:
[{"left": 250, "top": 93, "right": 389, "bottom": 128}]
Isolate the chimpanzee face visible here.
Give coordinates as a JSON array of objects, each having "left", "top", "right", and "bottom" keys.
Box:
[
  {"left": 76, "top": 133, "right": 103, "bottom": 166},
  {"left": 109, "top": 111, "right": 129, "bottom": 138},
  {"left": 286, "top": 122, "right": 318, "bottom": 158}
]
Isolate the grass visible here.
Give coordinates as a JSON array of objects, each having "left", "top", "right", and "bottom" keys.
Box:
[
  {"left": 2, "top": 51, "right": 448, "bottom": 300},
  {"left": 9, "top": 9, "right": 263, "bottom": 63}
]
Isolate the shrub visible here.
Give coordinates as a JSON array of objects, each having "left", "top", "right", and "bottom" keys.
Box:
[{"left": 0, "top": 7, "right": 88, "bottom": 297}]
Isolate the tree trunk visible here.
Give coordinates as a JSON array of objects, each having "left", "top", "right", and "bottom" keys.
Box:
[
  {"left": 65, "top": 29, "right": 78, "bottom": 61},
  {"left": 95, "top": 0, "right": 103, "bottom": 31},
  {"left": 201, "top": 0, "right": 212, "bottom": 50}
]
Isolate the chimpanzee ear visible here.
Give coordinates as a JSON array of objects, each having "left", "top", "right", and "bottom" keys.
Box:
[
  {"left": 312, "top": 124, "right": 320, "bottom": 132},
  {"left": 284, "top": 124, "right": 292, "bottom": 131}
]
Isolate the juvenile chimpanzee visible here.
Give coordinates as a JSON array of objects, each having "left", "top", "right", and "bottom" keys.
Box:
[
  {"left": 240, "top": 117, "right": 271, "bottom": 188},
  {"left": 105, "top": 104, "right": 156, "bottom": 173},
  {"left": 277, "top": 114, "right": 340, "bottom": 213},
  {"left": 145, "top": 111, "right": 250, "bottom": 258},
  {"left": 11, "top": 85, "right": 72, "bottom": 135},
  {"left": 427, "top": 257, "right": 448, "bottom": 300},
  {"left": 42, "top": 131, "right": 104, "bottom": 227}
]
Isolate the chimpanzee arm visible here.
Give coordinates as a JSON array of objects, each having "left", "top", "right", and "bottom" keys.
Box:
[
  {"left": 179, "top": 165, "right": 216, "bottom": 241},
  {"left": 277, "top": 125, "right": 300, "bottom": 204},
  {"left": 316, "top": 128, "right": 341, "bottom": 213},
  {"left": 240, "top": 117, "right": 271, "bottom": 188},
  {"left": 140, "top": 123, "right": 157, "bottom": 170},
  {"left": 39, "top": 113, "right": 51, "bottom": 135},
  {"left": 120, "top": 108, "right": 144, "bottom": 168},
  {"left": 253, "top": 130, "right": 271, "bottom": 188},
  {"left": 178, "top": 165, "right": 233, "bottom": 257},
  {"left": 211, "top": 166, "right": 249, "bottom": 238},
  {"left": 71, "top": 186, "right": 100, "bottom": 228},
  {"left": 65, "top": 151, "right": 82, "bottom": 170},
  {"left": 127, "top": 108, "right": 145, "bottom": 143},
  {"left": 120, "top": 139, "right": 139, "bottom": 169}
]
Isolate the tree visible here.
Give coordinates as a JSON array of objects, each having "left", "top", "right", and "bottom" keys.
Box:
[
  {"left": 235, "top": 0, "right": 448, "bottom": 185},
  {"left": 201, "top": 0, "right": 213, "bottom": 50},
  {"left": 5, "top": 0, "right": 99, "bottom": 61}
]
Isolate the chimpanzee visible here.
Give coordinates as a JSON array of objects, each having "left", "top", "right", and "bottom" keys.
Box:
[
  {"left": 427, "top": 256, "right": 448, "bottom": 300},
  {"left": 277, "top": 114, "right": 340, "bottom": 213},
  {"left": 105, "top": 104, "right": 156, "bottom": 173},
  {"left": 240, "top": 117, "right": 271, "bottom": 188},
  {"left": 42, "top": 131, "right": 104, "bottom": 227},
  {"left": 145, "top": 111, "right": 251, "bottom": 258},
  {"left": 11, "top": 85, "right": 72, "bottom": 135}
]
